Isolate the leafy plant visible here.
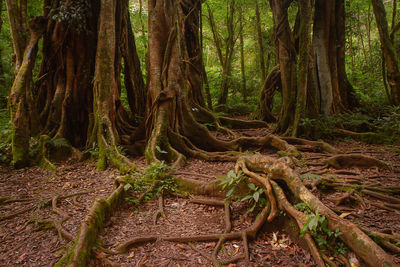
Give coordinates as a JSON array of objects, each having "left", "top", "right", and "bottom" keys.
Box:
[
  {"left": 220, "top": 170, "right": 266, "bottom": 213},
  {"left": 240, "top": 183, "right": 267, "bottom": 213},
  {"left": 124, "top": 161, "right": 175, "bottom": 204},
  {"left": 219, "top": 170, "right": 246, "bottom": 200},
  {"left": 295, "top": 202, "right": 347, "bottom": 255}
]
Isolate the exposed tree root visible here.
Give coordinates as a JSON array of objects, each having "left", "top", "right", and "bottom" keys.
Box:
[
  {"left": 189, "top": 197, "right": 225, "bottom": 206},
  {"left": 55, "top": 182, "right": 125, "bottom": 267},
  {"left": 233, "top": 154, "right": 396, "bottom": 266},
  {"left": 324, "top": 154, "right": 389, "bottom": 169},
  {"left": 153, "top": 193, "right": 165, "bottom": 225},
  {"left": 0, "top": 206, "right": 34, "bottom": 222},
  {"left": 282, "top": 137, "right": 341, "bottom": 154}
]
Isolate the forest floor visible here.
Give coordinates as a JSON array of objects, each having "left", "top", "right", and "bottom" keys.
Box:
[{"left": 1, "top": 127, "right": 400, "bottom": 266}]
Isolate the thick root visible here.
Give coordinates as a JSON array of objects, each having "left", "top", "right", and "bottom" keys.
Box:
[
  {"left": 235, "top": 154, "right": 396, "bottom": 267},
  {"left": 324, "top": 154, "right": 389, "bottom": 169}
]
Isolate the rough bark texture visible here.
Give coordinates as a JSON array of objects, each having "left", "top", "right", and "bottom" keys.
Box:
[
  {"left": 372, "top": 0, "right": 400, "bottom": 106},
  {"left": 269, "top": 0, "right": 297, "bottom": 134},
  {"left": 255, "top": 0, "right": 266, "bottom": 85},
  {"left": 5, "top": 0, "right": 27, "bottom": 71},
  {"left": 8, "top": 17, "right": 47, "bottom": 168},
  {"left": 145, "top": 0, "right": 298, "bottom": 167}
]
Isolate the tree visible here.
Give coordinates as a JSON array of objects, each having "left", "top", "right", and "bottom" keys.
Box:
[
  {"left": 5, "top": 0, "right": 27, "bottom": 72},
  {"left": 372, "top": 0, "right": 400, "bottom": 106}
]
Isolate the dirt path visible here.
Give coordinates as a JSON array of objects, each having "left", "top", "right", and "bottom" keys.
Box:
[{"left": 1, "top": 140, "right": 400, "bottom": 266}]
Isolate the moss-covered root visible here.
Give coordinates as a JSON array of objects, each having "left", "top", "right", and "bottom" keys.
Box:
[
  {"left": 56, "top": 183, "right": 125, "bottom": 267},
  {"left": 238, "top": 155, "right": 396, "bottom": 266},
  {"left": 145, "top": 109, "right": 186, "bottom": 168},
  {"left": 282, "top": 137, "right": 341, "bottom": 154},
  {"left": 324, "top": 154, "right": 390, "bottom": 169}
]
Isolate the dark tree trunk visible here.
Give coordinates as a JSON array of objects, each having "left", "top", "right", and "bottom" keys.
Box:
[{"left": 35, "top": 0, "right": 99, "bottom": 148}]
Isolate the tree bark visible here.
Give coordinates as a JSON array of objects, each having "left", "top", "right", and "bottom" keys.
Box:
[
  {"left": 372, "top": 0, "right": 400, "bottom": 105},
  {"left": 5, "top": 0, "right": 28, "bottom": 71},
  {"left": 269, "top": 0, "right": 297, "bottom": 134},
  {"left": 292, "top": 0, "right": 312, "bottom": 137},
  {"left": 255, "top": 0, "right": 266, "bottom": 85},
  {"left": 239, "top": 5, "right": 247, "bottom": 102},
  {"left": 8, "top": 17, "right": 47, "bottom": 168}
]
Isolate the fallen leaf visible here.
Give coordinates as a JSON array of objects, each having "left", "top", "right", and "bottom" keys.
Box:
[
  {"left": 340, "top": 212, "right": 352, "bottom": 218},
  {"left": 203, "top": 242, "right": 215, "bottom": 249},
  {"left": 127, "top": 251, "right": 135, "bottom": 258}
]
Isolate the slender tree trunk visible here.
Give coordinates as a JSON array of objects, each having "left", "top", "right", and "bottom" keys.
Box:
[
  {"left": 200, "top": 3, "right": 213, "bottom": 110},
  {"left": 292, "top": 0, "right": 312, "bottom": 137},
  {"left": 372, "top": 0, "right": 400, "bottom": 105},
  {"left": 269, "top": 0, "right": 297, "bottom": 134},
  {"left": 121, "top": 0, "right": 146, "bottom": 117},
  {"left": 255, "top": 0, "right": 266, "bottom": 85},
  {"left": 5, "top": 0, "right": 28, "bottom": 71},
  {"left": 239, "top": 5, "right": 247, "bottom": 102},
  {"left": 217, "top": 0, "right": 236, "bottom": 106},
  {"left": 8, "top": 17, "right": 47, "bottom": 168}
]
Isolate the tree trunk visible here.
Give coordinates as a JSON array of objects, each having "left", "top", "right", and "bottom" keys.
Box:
[
  {"left": 8, "top": 17, "right": 47, "bottom": 168},
  {"left": 372, "top": 0, "right": 400, "bottom": 106},
  {"left": 292, "top": 0, "right": 312, "bottom": 137},
  {"left": 36, "top": 0, "right": 99, "bottom": 148},
  {"left": 269, "top": 0, "right": 297, "bottom": 134},
  {"left": 217, "top": 0, "right": 236, "bottom": 106},
  {"left": 5, "top": 0, "right": 28, "bottom": 71},
  {"left": 255, "top": 0, "right": 266, "bottom": 85},
  {"left": 121, "top": 0, "right": 147, "bottom": 117},
  {"left": 239, "top": 5, "right": 247, "bottom": 103},
  {"left": 200, "top": 3, "right": 213, "bottom": 110}
]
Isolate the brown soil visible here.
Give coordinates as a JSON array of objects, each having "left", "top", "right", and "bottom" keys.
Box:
[{"left": 1, "top": 136, "right": 400, "bottom": 266}]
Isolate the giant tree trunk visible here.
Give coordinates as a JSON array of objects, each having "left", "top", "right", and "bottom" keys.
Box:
[
  {"left": 8, "top": 17, "right": 47, "bottom": 168},
  {"left": 35, "top": 0, "right": 99, "bottom": 148},
  {"left": 146, "top": 0, "right": 298, "bottom": 167},
  {"left": 372, "top": 0, "right": 400, "bottom": 106},
  {"left": 35, "top": 0, "right": 143, "bottom": 150}
]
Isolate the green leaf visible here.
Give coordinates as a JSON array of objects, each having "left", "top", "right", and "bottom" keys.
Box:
[
  {"left": 247, "top": 202, "right": 257, "bottom": 213},
  {"left": 124, "top": 183, "right": 133, "bottom": 191},
  {"left": 226, "top": 186, "right": 236, "bottom": 199},
  {"left": 156, "top": 145, "right": 167, "bottom": 154},
  {"left": 308, "top": 216, "right": 319, "bottom": 231},
  {"left": 240, "top": 194, "right": 253, "bottom": 202},
  {"left": 248, "top": 183, "right": 256, "bottom": 191},
  {"left": 253, "top": 191, "right": 260, "bottom": 202}
]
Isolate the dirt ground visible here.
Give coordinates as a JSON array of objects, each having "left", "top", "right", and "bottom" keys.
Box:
[{"left": 1, "top": 137, "right": 400, "bottom": 266}]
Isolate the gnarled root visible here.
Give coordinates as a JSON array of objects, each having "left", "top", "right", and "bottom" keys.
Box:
[
  {"left": 234, "top": 154, "right": 396, "bottom": 266},
  {"left": 324, "top": 154, "right": 389, "bottom": 169}
]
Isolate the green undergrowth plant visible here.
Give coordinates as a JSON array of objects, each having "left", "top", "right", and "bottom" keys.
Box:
[
  {"left": 0, "top": 109, "right": 11, "bottom": 163},
  {"left": 220, "top": 170, "right": 267, "bottom": 213},
  {"left": 124, "top": 161, "right": 175, "bottom": 205},
  {"left": 294, "top": 202, "right": 347, "bottom": 255}
]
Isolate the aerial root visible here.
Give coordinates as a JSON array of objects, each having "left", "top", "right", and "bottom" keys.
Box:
[{"left": 153, "top": 193, "right": 165, "bottom": 225}]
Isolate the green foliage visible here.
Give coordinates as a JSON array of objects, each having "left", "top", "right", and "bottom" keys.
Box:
[
  {"left": 240, "top": 182, "right": 267, "bottom": 213},
  {"left": 295, "top": 203, "right": 347, "bottom": 255},
  {"left": 219, "top": 170, "right": 246, "bottom": 200},
  {"left": 220, "top": 170, "right": 267, "bottom": 213},
  {"left": 0, "top": 109, "right": 11, "bottom": 163},
  {"left": 124, "top": 161, "right": 175, "bottom": 205}
]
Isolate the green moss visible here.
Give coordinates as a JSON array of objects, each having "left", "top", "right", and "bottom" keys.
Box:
[{"left": 11, "top": 129, "right": 30, "bottom": 168}]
